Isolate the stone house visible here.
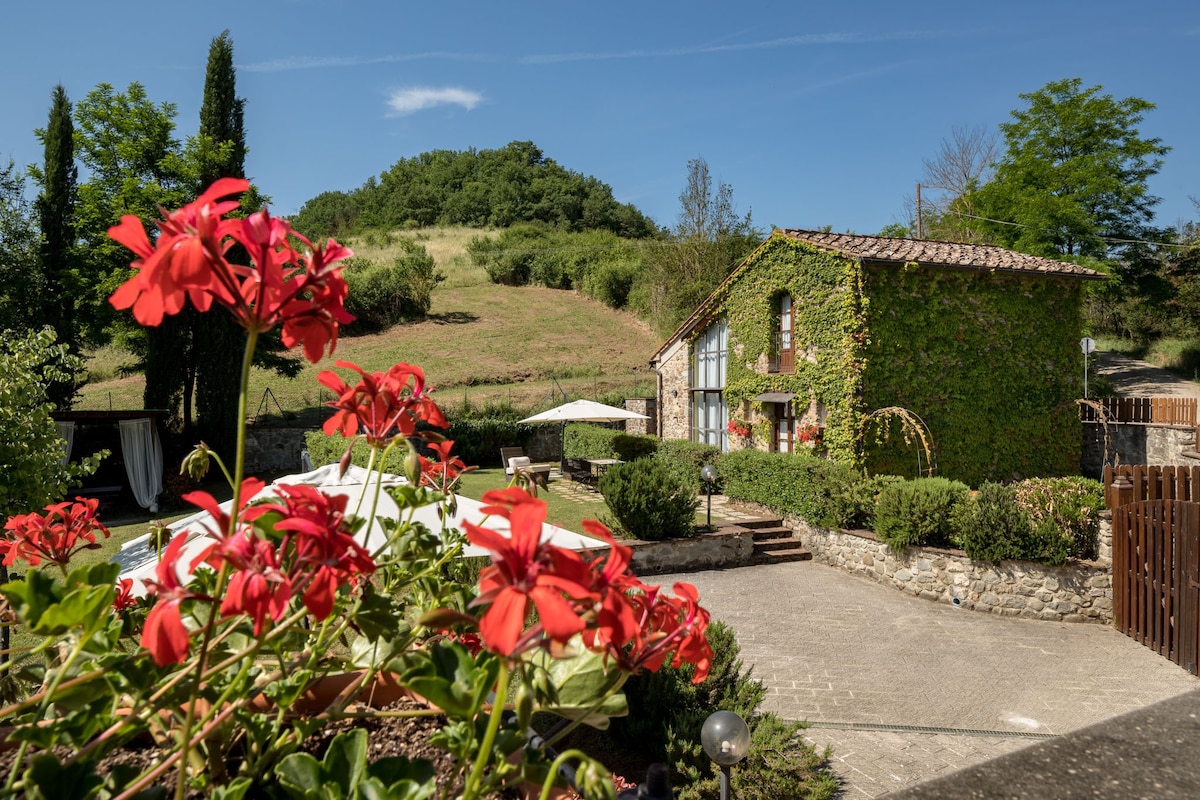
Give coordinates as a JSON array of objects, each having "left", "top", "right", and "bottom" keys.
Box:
[{"left": 650, "top": 229, "right": 1105, "bottom": 485}]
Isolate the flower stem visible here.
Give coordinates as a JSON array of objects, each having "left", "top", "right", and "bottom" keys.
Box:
[
  {"left": 537, "top": 749, "right": 590, "bottom": 800},
  {"left": 462, "top": 661, "right": 510, "bottom": 799},
  {"left": 173, "top": 328, "right": 259, "bottom": 800}
]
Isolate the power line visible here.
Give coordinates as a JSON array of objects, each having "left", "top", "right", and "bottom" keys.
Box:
[{"left": 941, "top": 208, "right": 1199, "bottom": 251}]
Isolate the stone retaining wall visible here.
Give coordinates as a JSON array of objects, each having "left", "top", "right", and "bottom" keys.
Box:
[
  {"left": 626, "top": 527, "right": 755, "bottom": 575},
  {"left": 1081, "top": 421, "right": 1196, "bottom": 479},
  {"left": 785, "top": 515, "right": 1112, "bottom": 624},
  {"left": 245, "top": 427, "right": 311, "bottom": 474}
]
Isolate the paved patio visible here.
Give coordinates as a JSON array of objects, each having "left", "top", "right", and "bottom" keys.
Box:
[{"left": 656, "top": 560, "right": 1200, "bottom": 797}]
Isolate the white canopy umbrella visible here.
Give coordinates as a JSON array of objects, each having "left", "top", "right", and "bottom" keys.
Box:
[
  {"left": 519, "top": 400, "right": 649, "bottom": 471},
  {"left": 115, "top": 463, "right": 604, "bottom": 596},
  {"left": 519, "top": 399, "right": 648, "bottom": 425}
]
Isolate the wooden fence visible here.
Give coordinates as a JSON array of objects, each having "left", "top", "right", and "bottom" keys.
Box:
[
  {"left": 1103, "top": 464, "right": 1200, "bottom": 509},
  {"left": 1081, "top": 396, "right": 1197, "bottom": 426},
  {"left": 1111, "top": 499, "right": 1200, "bottom": 674}
]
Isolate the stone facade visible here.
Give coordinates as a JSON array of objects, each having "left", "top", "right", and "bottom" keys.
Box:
[
  {"left": 780, "top": 513, "right": 1113, "bottom": 624},
  {"left": 1081, "top": 421, "right": 1196, "bottom": 478},
  {"left": 623, "top": 398, "right": 657, "bottom": 436},
  {"left": 657, "top": 341, "right": 690, "bottom": 441}
]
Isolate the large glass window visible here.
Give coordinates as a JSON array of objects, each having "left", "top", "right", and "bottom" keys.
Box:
[{"left": 691, "top": 318, "right": 728, "bottom": 451}]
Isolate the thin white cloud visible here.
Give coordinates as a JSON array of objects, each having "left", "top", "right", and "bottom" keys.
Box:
[
  {"left": 386, "top": 87, "right": 483, "bottom": 116},
  {"left": 241, "top": 52, "right": 490, "bottom": 73},
  {"left": 241, "top": 30, "right": 964, "bottom": 73},
  {"left": 519, "top": 30, "right": 958, "bottom": 64}
]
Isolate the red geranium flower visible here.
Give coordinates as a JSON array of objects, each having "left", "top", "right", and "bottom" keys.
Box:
[
  {"left": 1, "top": 497, "right": 111, "bottom": 570},
  {"left": 113, "top": 578, "right": 137, "bottom": 612},
  {"left": 141, "top": 535, "right": 207, "bottom": 667},
  {"left": 419, "top": 440, "right": 471, "bottom": 493},
  {"left": 318, "top": 360, "right": 447, "bottom": 445},
  {"left": 464, "top": 489, "right": 592, "bottom": 656},
  {"left": 108, "top": 179, "right": 355, "bottom": 363},
  {"left": 244, "top": 484, "right": 375, "bottom": 620}
]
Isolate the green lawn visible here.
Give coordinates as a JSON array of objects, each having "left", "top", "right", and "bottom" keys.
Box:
[{"left": 454, "top": 468, "right": 614, "bottom": 536}]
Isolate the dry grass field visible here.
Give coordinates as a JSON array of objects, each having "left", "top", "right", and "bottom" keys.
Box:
[{"left": 78, "top": 226, "right": 658, "bottom": 419}]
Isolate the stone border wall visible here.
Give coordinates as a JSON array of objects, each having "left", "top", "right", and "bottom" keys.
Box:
[
  {"left": 1081, "top": 421, "right": 1196, "bottom": 479},
  {"left": 625, "top": 527, "right": 756, "bottom": 575},
  {"left": 784, "top": 515, "right": 1112, "bottom": 624}
]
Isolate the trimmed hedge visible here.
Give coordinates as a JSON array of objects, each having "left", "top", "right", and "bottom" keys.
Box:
[
  {"left": 655, "top": 440, "right": 721, "bottom": 491},
  {"left": 598, "top": 458, "right": 698, "bottom": 541},
  {"left": 872, "top": 477, "right": 971, "bottom": 553},
  {"left": 715, "top": 448, "right": 860, "bottom": 529},
  {"left": 562, "top": 424, "right": 657, "bottom": 462},
  {"left": 953, "top": 482, "right": 1035, "bottom": 563}
]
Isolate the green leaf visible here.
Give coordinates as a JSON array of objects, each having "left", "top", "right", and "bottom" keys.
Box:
[
  {"left": 532, "top": 646, "right": 628, "bottom": 728},
  {"left": 395, "top": 643, "right": 496, "bottom": 718},
  {"left": 24, "top": 753, "right": 104, "bottom": 800},
  {"left": 274, "top": 752, "right": 325, "bottom": 800},
  {"left": 323, "top": 728, "right": 369, "bottom": 792}
]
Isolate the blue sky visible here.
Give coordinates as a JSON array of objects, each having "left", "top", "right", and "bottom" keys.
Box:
[{"left": 4, "top": 1, "right": 1199, "bottom": 236}]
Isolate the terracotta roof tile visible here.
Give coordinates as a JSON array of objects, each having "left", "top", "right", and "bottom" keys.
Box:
[{"left": 778, "top": 229, "right": 1106, "bottom": 279}]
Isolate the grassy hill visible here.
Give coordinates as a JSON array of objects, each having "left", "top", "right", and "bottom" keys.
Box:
[{"left": 78, "top": 227, "right": 659, "bottom": 420}]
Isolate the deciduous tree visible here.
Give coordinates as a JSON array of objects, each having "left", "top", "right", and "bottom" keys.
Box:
[
  {"left": 643, "top": 157, "right": 760, "bottom": 333},
  {"left": 971, "top": 78, "right": 1169, "bottom": 260}
]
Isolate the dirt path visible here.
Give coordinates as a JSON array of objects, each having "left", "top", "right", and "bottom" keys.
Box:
[{"left": 1093, "top": 352, "right": 1200, "bottom": 397}]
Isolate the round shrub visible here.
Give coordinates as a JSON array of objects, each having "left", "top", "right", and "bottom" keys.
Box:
[
  {"left": 874, "top": 477, "right": 971, "bottom": 552},
  {"left": 954, "top": 481, "right": 1034, "bottom": 563},
  {"left": 1013, "top": 476, "right": 1104, "bottom": 560},
  {"left": 598, "top": 458, "right": 698, "bottom": 540}
]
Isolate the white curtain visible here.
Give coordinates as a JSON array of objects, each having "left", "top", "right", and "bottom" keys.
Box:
[
  {"left": 57, "top": 421, "right": 75, "bottom": 466},
  {"left": 119, "top": 418, "right": 163, "bottom": 512}
]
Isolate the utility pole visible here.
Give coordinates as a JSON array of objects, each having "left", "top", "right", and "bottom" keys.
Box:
[{"left": 915, "top": 182, "right": 923, "bottom": 239}]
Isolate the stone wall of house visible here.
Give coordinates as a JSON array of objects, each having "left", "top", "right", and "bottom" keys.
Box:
[
  {"left": 1081, "top": 422, "right": 1196, "bottom": 479},
  {"left": 783, "top": 515, "right": 1112, "bottom": 623},
  {"left": 245, "top": 427, "right": 312, "bottom": 474},
  {"left": 624, "top": 398, "right": 657, "bottom": 436},
  {"left": 658, "top": 344, "right": 690, "bottom": 441}
]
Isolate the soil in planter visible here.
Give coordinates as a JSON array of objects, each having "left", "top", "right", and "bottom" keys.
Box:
[{"left": 0, "top": 701, "right": 650, "bottom": 799}]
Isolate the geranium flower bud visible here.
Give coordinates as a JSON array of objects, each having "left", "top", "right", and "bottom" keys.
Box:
[{"left": 181, "top": 443, "right": 211, "bottom": 481}]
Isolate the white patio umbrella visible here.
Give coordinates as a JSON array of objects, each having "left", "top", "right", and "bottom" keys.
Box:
[
  {"left": 114, "top": 463, "right": 605, "bottom": 596},
  {"left": 519, "top": 400, "right": 649, "bottom": 470},
  {"left": 519, "top": 399, "right": 649, "bottom": 425}
]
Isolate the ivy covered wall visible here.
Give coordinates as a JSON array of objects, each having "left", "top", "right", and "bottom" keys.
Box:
[
  {"left": 718, "top": 237, "right": 866, "bottom": 463},
  {"left": 702, "top": 232, "right": 1085, "bottom": 486},
  {"left": 859, "top": 264, "right": 1083, "bottom": 485}
]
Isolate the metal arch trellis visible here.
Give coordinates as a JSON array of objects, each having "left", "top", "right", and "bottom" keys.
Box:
[{"left": 859, "top": 406, "right": 937, "bottom": 478}]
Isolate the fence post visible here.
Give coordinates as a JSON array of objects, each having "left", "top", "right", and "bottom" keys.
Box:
[{"left": 1108, "top": 474, "right": 1134, "bottom": 510}]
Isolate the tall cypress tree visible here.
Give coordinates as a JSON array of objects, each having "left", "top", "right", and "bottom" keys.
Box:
[
  {"left": 35, "top": 85, "right": 78, "bottom": 409},
  {"left": 192, "top": 30, "right": 247, "bottom": 456}
]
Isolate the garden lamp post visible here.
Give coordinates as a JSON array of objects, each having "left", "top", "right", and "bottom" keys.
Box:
[
  {"left": 701, "top": 710, "right": 750, "bottom": 800},
  {"left": 701, "top": 465, "right": 718, "bottom": 530}
]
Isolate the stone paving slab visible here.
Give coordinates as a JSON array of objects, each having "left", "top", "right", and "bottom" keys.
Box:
[{"left": 656, "top": 561, "right": 1199, "bottom": 797}]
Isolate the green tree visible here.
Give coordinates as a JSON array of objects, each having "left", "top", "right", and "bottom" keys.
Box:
[
  {"left": 0, "top": 159, "right": 41, "bottom": 331},
  {"left": 71, "top": 81, "right": 192, "bottom": 346},
  {"left": 642, "top": 157, "right": 760, "bottom": 333},
  {"left": 34, "top": 86, "right": 79, "bottom": 408},
  {"left": 972, "top": 78, "right": 1169, "bottom": 260},
  {"left": 192, "top": 29, "right": 249, "bottom": 456},
  {"left": 0, "top": 327, "right": 103, "bottom": 659}
]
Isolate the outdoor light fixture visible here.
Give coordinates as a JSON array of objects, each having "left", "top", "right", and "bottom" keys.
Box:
[
  {"left": 701, "top": 464, "right": 719, "bottom": 530},
  {"left": 701, "top": 710, "right": 750, "bottom": 800}
]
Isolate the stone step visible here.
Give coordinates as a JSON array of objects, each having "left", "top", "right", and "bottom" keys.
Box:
[
  {"left": 734, "top": 517, "right": 787, "bottom": 530},
  {"left": 750, "top": 546, "right": 812, "bottom": 565},
  {"left": 753, "top": 536, "right": 804, "bottom": 553},
  {"left": 748, "top": 526, "right": 794, "bottom": 541}
]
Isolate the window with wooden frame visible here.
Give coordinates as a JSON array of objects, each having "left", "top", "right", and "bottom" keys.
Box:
[{"left": 769, "top": 293, "right": 795, "bottom": 374}]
